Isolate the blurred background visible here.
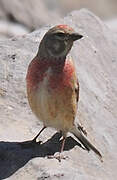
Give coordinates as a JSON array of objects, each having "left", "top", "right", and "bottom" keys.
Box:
[{"left": 0, "top": 0, "right": 117, "bottom": 39}]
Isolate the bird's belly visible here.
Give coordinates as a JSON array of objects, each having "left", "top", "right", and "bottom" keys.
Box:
[
  {"left": 27, "top": 61, "right": 78, "bottom": 132},
  {"left": 28, "top": 80, "right": 76, "bottom": 132}
]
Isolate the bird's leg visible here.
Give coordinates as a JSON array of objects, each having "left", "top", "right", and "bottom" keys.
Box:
[
  {"left": 60, "top": 136, "right": 66, "bottom": 153},
  {"left": 57, "top": 136, "right": 66, "bottom": 162},
  {"left": 19, "top": 126, "right": 46, "bottom": 148},
  {"left": 32, "top": 126, "right": 46, "bottom": 143},
  {"left": 48, "top": 134, "right": 67, "bottom": 162}
]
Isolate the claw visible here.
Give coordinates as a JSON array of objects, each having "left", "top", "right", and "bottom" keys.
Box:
[{"left": 47, "top": 153, "right": 68, "bottom": 162}]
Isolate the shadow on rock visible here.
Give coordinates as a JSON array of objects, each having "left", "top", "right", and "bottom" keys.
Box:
[{"left": 0, "top": 132, "right": 84, "bottom": 179}]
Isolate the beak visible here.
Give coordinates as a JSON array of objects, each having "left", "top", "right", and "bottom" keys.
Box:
[{"left": 70, "top": 33, "right": 83, "bottom": 41}]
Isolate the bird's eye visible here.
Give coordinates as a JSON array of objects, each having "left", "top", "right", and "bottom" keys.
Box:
[
  {"left": 54, "top": 32, "right": 65, "bottom": 38},
  {"left": 56, "top": 32, "right": 65, "bottom": 37}
]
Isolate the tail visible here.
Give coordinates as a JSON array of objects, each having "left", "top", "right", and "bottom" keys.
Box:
[{"left": 70, "top": 126, "right": 103, "bottom": 162}]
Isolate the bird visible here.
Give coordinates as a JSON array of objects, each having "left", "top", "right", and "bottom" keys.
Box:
[{"left": 26, "top": 24, "right": 102, "bottom": 162}]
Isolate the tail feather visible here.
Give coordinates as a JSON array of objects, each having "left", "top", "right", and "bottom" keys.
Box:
[{"left": 70, "top": 126, "right": 103, "bottom": 162}]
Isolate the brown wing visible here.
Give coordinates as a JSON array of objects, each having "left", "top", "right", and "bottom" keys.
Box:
[
  {"left": 75, "top": 79, "right": 79, "bottom": 103},
  {"left": 75, "top": 80, "right": 87, "bottom": 136}
]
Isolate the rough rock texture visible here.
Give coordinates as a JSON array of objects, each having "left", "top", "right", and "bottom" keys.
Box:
[
  {"left": 0, "top": 0, "right": 61, "bottom": 30},
  {"left": 0, "top": 0, "right": 117, "bottom": 39},
  {"left": 106, "top": 18, "right": 117, "bottom": 33},
  {"left": 0, "top": 20, "right": 29, "bottom": 39},
  {"left": 0, "top": 9, "right": 117, "bottom": 180},
  {"left": 1, "top": 0, "right": 117, "bottom": 27}
]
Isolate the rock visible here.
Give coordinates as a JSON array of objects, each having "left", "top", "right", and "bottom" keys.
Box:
[
  {"left": 0, "top": 20, "right": 29, "bottom": 39},
  {"left": 0, "top": 0, "right": 61, "bottom": 30},
  {"left": 0, "top": 9, "right": 117, "bottom": 180},
  {"left": 105, "top": 18, "right": 117, "bottom": 33},
  {"left": 0, "top": 0, "right": 117, "bottom": 39}
]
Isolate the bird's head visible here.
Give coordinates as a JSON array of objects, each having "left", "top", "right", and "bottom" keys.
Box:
[{"left": 38, "top": 25, "right": 83, "bottom": 59}]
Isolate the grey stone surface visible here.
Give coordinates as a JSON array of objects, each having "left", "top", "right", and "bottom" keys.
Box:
[
  {"left": 0, "top": 9, "right": 117, "bottom": 179},
  {"left": 0, "top": 0, "right": 117, "bottom": 39},
  {"left": 0, "top": 0, "right": 61, "bottom": 30}
]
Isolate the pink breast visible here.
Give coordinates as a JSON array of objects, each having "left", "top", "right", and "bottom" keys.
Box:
[
  {"left": 49, "top": 59, "right": 75, "bottom": 90},
  {"left": 26, "top": 57, "right": 75, "bottom": 92},
  {"left": 26, "top": 57, "right": 49, "bottom": 90}
]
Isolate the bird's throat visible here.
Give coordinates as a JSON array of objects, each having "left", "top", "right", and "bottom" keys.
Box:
[{"left": 39, "top": 55, "right": 66, "bottom": 73}]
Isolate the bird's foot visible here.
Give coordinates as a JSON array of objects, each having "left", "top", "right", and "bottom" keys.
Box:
[
  {"left": 78, "top": 124, "right": 87, "bottom": 136},
  {"left": 47, "top": 152, "right": 68, "bottom": 162}
]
